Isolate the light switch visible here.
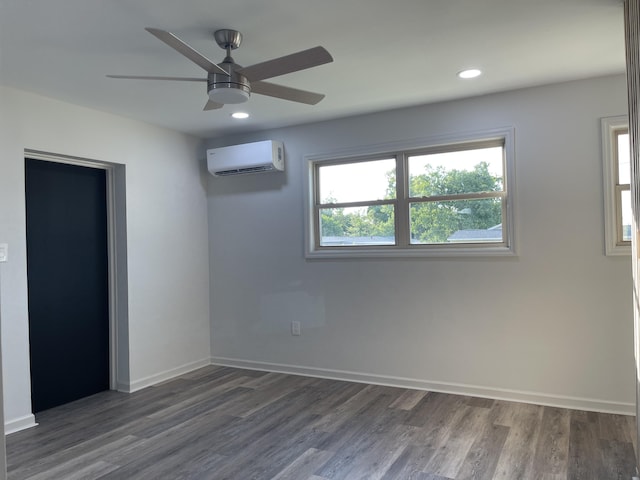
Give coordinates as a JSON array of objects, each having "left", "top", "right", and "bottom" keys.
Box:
[
  {"left": 0, "top": 243, "right": 8, "bottom": 263},
  {"left": 291, "top": 321, "right": 301, "bottom": 336}
]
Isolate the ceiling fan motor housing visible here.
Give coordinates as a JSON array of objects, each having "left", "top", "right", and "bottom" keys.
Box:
[
  {"left": 207, "top": 30, "right": 251, "bottom": 104},
  {"left": 207, "top": 68, "right": 250, "bottom": 104}
]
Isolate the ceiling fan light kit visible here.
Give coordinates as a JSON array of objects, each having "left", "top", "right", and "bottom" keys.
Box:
[
  {"left": 107, "top": 27, "right": 333, "bottom": 110},
  {"left": 208, "top": 70, "right": 251, "bottom": 104}
]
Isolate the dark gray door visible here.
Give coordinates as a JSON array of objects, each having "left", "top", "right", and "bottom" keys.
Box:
[{"left": 25, "top": 158, "right": 110, "bottom": 413}]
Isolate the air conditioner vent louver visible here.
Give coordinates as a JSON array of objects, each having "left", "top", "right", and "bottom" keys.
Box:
[
  {"left": 214, "top": 165, "right": 275, "bottom": 176},
  {"left": 207, "top": 140, "right": 284, "bottom": 177}
]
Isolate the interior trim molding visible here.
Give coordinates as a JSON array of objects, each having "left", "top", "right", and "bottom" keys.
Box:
[
  {"left": 5, "top": 414, "right": 37, "bottom": 435},
  {"left": 118, "top": 358, "right": 211, "bottom": 393},
  {"left": 24, "top": 148, "right": 127, "bottom": 392},
  {"left": 211, "top": 356, "right": 635, "bottom": 416}
]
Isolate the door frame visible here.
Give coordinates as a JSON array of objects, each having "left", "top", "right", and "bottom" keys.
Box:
[{"left": 24, "top": 149, "right": 124, "bottom": 390}]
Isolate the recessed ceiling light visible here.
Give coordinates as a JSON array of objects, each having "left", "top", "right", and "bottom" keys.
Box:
[
  {"left": 231, "top": 112, "right": 250, "bottom": 119},
  {"left": 458, "top": 69, "right": 482, "bottom": 79}
]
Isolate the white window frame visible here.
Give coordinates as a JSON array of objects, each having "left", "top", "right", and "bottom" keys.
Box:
[
  {"left": 601, "top": 115, "right": 631, "bottom": 256},
  {"left": 303, "top": 128, "right": 516, "bottom": 258}
]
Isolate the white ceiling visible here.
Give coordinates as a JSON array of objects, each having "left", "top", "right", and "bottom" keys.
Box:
[{"left": 0, "top": 0, "right": 626, "bottom": 138}]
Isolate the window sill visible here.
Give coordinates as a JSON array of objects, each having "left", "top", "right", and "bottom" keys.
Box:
[
  {"left": 605, "top": 244, "right": 631, "bottom": 256},
  {"left": 305, "top": 244, "right": 516, "bottom": 259}
]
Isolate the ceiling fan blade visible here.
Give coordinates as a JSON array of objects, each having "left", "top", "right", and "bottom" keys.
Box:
[
  {"left": 252, "top": 81, "right": 325, "bottom": 105},
  {"left": 204, "top": 100, "right": 224, "bottom": 111},
  {"left": 107, "top": 75, "right": 206, "bottom": 82},
  {"left": 236, "top": 46, "right": 333, "bottom": 82},
  {"left": 145, "top": 27, "right": 229, "bottom": 76}
]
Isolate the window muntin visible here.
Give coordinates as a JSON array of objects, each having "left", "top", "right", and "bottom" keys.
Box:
[
  {"left": 602, "top": 116, "right": 631, "bottom": 255},
  {"left": 306, "top": 131, "right": 514, "bottom": 257}
]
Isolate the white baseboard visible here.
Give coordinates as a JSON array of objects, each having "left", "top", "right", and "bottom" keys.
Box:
[
  {"left": 118, "top": 358, "right": 211, "bottom": 393},
  {"left": 210, "top": 356, "right": 635, "bottom": 416},
  {"left": 7, "top": 355, "right": 632, "bottom": 437},
  {"left": 5, "top": 414, "right": 37, "bottom": 435}
]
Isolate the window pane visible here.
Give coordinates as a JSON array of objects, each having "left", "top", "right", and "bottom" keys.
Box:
[
  {"left": 618, "top": 132, "right": 630, "bottom": 185},
  {"left": 408, "top": 146, "right": 503, "bottom": 198},
  {"left": 621, "top": 189, "right": 632, "bottom": 242},
  {"left": 319, "top": 206, "right": 395, "bottom": 246},
  {"left": 318, "top": 159, "right": 395, "bottom": 204},
  {"left": 410, "top": 198, "right": 503, "bottom": 244}
]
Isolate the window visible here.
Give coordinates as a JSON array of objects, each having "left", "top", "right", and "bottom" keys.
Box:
[
  {"left": 602, "top": 116, "right": 631, "bottom": 256},
  {"left": 304, "top": 129, "right": 515, "bottom": 258}
]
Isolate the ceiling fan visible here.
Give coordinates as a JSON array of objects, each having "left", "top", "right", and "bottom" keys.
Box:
[{"left": 107, "top": 28, "right": 333, "bottom": 110}]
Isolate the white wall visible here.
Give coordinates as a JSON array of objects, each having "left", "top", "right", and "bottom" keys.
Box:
[
  {"left": 0, "top": 269, "right": 7, "bottom": 479},
  {"left": 0, "top": 85, "right": 211, "bottom": 430},
  {"left": 206, "top": 74, "right": 635, "bottom": 413}
]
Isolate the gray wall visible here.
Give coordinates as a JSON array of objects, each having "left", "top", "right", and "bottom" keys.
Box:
[
  {"left": 0, "top": 72, "right": 630, "bottom": 434},
  {"left": 0, "top": 85, "right": 211, "bottom": 431},
  {"left": 206, "top": 74, "right": 634, "bottom": 413},
  {"left": 0, "top": 270, "right": 7, "bottom": 478}
]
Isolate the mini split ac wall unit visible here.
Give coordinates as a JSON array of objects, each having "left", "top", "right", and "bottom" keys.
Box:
[{"left": 206, "top": 140, "right": 285, "bottom": 177}]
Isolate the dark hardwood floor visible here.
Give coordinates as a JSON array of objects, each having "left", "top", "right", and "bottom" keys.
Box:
[{"left": 6, "top": 366, "right": 638, "bottom": 479}]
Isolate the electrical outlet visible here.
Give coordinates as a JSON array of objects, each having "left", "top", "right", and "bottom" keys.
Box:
[
  {"left": 0, "top": 243, "right": 7, "bottom": 263},
  {"left": 291, "top": 321, "right": 301, "bottom": 336}
]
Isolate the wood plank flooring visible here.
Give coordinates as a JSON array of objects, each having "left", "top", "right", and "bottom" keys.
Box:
[{"left": 6, "top": 366, "right": 638, "bottom": 479}]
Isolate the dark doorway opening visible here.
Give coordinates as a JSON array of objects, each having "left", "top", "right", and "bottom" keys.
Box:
[{"left": 25, "top": 158, "right": 110, "bottom": 413}]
